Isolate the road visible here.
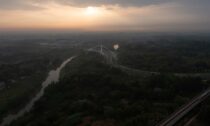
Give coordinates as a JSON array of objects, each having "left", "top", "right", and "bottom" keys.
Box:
[
  {"left": 158, "top": 88, "right": 210, "bottom": 126},
  {"left": 88, "top": 45, "right": 210, "bottom": 126}
]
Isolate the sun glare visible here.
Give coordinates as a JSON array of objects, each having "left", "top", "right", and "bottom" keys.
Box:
[{"left": 85, "top": 6, "right": 99, "bottom": 16}]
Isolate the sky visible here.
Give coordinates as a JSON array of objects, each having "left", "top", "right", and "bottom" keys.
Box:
[{"left": 0, "top": 0, "right": 210, "bottom": 32}]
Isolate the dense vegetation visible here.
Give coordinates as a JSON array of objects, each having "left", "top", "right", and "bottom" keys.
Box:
[
  {"left": 9, "top": 52, "right": 205, "bottom": 126},
  {"left": 0, "top": 42, "right": 78, "bottom": 122},
  {"left": 118, "top": 40, "right": 210, "bottom": 73},
  {"left": 1, "top": 34, "right": 210, "bottom": 126}
]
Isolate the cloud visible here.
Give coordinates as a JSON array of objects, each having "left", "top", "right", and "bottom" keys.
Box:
[
  {"left": 1, "top": 0, "right": 210, "bottom": 10},
  {"left": 0, "top": 0, "right": 209, "bottom": 32},
  {"left": 0, "top": 0, "right": 174, "bottom": 10},
  {"left": 38, "top": 0, "right": 210, "bottom": 8},
  {"left": 40, "top": 0, "right": 171, "bottom": 7},
  {"left": 0, "top": 0, "right": 43, "bottom": 10}
]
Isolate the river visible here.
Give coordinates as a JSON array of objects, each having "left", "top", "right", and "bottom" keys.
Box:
[{"left": 1, "top": 56, "right": 75, "bottom": 126}]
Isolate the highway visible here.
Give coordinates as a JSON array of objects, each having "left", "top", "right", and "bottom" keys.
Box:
[{"left": 158, "top": 88, "right": 210, "bottom": 126}]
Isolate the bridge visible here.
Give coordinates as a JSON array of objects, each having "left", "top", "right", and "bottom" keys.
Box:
[
  {"left": 157, "top": 88, "right": 210, "bottom": 126},
  {"left": 87, "top": 45, "right": 117, "bottom": 64},
  {"left": 89, "top": 45, "right": 210, "bottom": 126}
]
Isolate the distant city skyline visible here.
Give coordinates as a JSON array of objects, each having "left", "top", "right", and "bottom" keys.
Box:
[{"left": 0, "top": 0, "right": 210, "bottom": 32}]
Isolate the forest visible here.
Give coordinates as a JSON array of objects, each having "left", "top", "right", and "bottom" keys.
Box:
[{"left": 9, "top": 52, "right": 207, "bottom": 126}]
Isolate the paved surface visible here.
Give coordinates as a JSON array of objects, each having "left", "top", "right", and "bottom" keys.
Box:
[{"left": 158, "top": 88, "right": 210, "bottom": 126}]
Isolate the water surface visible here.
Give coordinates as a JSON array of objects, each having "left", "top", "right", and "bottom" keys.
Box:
[{"left": 1, "top": 56, "right": 75, "bottom": 126}]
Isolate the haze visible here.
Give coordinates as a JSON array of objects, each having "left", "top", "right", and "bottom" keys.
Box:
[{"left": 0, "top": 0, "right": 210, "bottom": 32}]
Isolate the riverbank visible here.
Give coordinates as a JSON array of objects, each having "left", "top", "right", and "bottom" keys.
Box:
[{"left": 0, "top": 56, "right": 76, "bottom": 126}]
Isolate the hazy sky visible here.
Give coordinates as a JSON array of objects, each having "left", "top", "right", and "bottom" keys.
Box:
[{"left": 0, "top": 0, "right": 210, "bottom": 32}]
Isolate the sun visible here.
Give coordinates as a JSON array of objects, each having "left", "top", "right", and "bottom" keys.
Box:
[{"left": 85, "top": 6, "right": 99, "bottom": 16}]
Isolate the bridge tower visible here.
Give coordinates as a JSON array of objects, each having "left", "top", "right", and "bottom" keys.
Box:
[{"left": 100, "top": 44, "right": 103, "bottom": 54}]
